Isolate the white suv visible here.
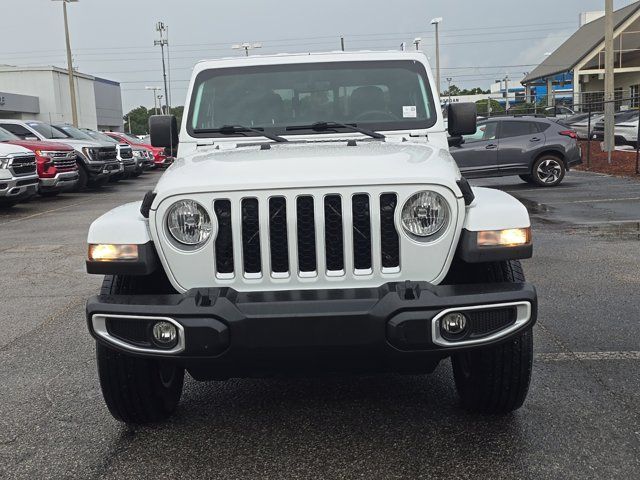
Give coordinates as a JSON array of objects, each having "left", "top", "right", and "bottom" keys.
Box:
[{"left": 85, "top": 51, "right": 537, "bottom": 423}]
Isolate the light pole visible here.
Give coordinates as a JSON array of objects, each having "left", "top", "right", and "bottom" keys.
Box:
[
  {"left": 446, "top": 77, "right": 453, "bottom": 103},
  {"left": 52, "top": 0, "right": 79, "bottom": 126},
  {"left": 154, "top": 21, "right": 170, "bottom": 115},
  {"left": 232, "top": 43, "right": 262, "bottom": 56},
  {"left": 413, "top": 37, "right": 422, "bottom": 51},
  {"left": 145, "top": 86, "right": 162, "bottom": 114},
  {"left": 431, "top": 17, "right": 443, "bottom": 96}
]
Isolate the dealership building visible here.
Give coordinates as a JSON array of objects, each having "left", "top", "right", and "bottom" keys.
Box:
[{"left": 0, "top": 65, "right": 124, "bottom": 131}]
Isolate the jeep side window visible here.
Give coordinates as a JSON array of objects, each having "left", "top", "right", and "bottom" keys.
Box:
[{"left": 0, "top": 123, "right": 33, "bottom": 139}]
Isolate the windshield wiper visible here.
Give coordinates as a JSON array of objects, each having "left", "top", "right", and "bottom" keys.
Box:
[
  {"left": 193, "top": 125, "right": 288, "bottom": 143},
  {"left": 286, "top": 121, "right": 385, "bottom": 140}
]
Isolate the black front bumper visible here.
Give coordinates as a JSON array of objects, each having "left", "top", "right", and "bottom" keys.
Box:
[{"left": 87, "top": 282, "right": 536, "bottom": 378}]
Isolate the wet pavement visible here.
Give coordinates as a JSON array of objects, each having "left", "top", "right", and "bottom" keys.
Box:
[{"left": 0, "top": 170, "right": 639, "bottom": 479}]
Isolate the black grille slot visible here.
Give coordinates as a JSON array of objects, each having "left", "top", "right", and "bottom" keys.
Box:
[
  {"left": 352, "top": 194, "right": 372, "bottom": 270},
  {"left": 106, "top": 317, "right": 150, "bottom": 346},
  {"left": 269, "top": 197, "right": 289, "bottom": 273},
  {"left": 10, "top": 156, "right": 36, "bottom": 176},
  {"left": 380, "top": 193, "right": 400, "bottom": 268},
  {"left": 214, "top": 200, "right": 234, "bottom": 274},
  {"left": 297, "top": 196, "right": 317, "bottom": 272},
  {"left": 121, "top": 148, "right": 133, "bottom": 159},
  {"left": 324, "top": 195, "right": 344, "bottom": 271},
  {"left": 241, "top": 198, "right": 261, "bottom": 274},
  {"left": 467, "top": 308, "right": 517, "bottom": 337}
]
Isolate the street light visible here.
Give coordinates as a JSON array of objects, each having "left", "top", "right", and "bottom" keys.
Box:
[
  {"left": 154, "top": 22, "right": 170, "bottom": 115},
  {"left": 232, "top": 43, "right": 262, "bottom": 56},
  {"left": 145, "top": 86, "right": 162, "bottom": 114},
  {"left": 446, "top": 77, "right": 453, "bottom": 103},
  {"left": 52, "top": 0, "right": 79, "bottom": 126},
  {"left": 413, "top": 37, "right": 422, "bottom": 51},
  {"left": 431, "top": 17, "right": 443, "bottom": 96}
]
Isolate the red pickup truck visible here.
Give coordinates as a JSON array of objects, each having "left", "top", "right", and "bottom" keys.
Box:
[
  {"left": 0, "top": 126, "right": 78, "bottom": 196},
  {"left": 103, "top": 132, "right": 173, "bottom": 168}
]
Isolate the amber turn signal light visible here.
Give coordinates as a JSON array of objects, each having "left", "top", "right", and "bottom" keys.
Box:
[
  {"left": 88, "top": 244, "right": 139, "bottom": 262},
  {"left": 477, "top": 228, "right": 531, "bottom": 247}
]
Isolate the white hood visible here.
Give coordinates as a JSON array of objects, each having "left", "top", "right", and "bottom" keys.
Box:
[
  {"left": 153, "top": 141, "right": 462, "bottom": 200},
  {"left": 0, "top": 143, "right": 33, "bottom": 156}
]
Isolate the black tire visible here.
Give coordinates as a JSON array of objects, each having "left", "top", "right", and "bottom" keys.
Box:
[
  {"left": 74, "top": 164, "right": 89, "bottom": 191},
  {"left": 0, "top": 200, "right": 18, "bottom": 208},
  {"left": 450, "top": 260, "right": 533, "bottom": 414},
  {"left": 96, "top": 274, "right": 184, "bottom": 424},
  {"left": 518, "top": 174, "right": 534, "bottom": 184},
  {"left": 531, "top": 154, "right": 565, "bottom": 187}
]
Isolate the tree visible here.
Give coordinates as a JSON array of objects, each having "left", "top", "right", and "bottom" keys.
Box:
[
  {"left": 124, "top": 105, "right": 184, "bottom": 135},
  {"left": 442, "top": 84, "right": 491, "bottom": 96},
  {"left": 475, "top": 98, "right": 504, "bottom": 116}
]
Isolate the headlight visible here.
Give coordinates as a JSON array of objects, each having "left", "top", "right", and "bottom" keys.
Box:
[
  {"left": 166, "top": 200, "right": 212, "bottom": 246},
  {"left": 133, "top": 150, "right": 142, "bottom": 158},
  {"left": 0, "top": 157, "right": 10, "bottom": 169},
  {"left": 401, "top": 191, "right": 449, "bottom": 238}
]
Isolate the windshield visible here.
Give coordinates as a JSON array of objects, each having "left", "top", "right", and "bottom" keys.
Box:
[
  {"left": 28, "top": 122, "right": 69, "bottom": 139},
  {"left": 83, "top": 129, "right": 118, "bottom": 144},
  {"left": 188, "top": 60, "right": 436, "bottom": 137},
  {"left": 0, "top": 127, "right": 18, "bottom": 142},
  {"left": 52, "top": 124, "right": 95, "bottom": 141}
]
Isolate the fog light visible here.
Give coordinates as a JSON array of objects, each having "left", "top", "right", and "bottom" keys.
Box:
[
  {"left": 477, "top": 228, "right": 531, "bottom": 247},
  {"left": 441, "top": 312, "right": 468, "bottom": 335},
  {"left": 88, "top": 244, "right": 138, "bottom": 262},
  {"left": 152, "top": 321, "right": 178, "bottom": 347}
]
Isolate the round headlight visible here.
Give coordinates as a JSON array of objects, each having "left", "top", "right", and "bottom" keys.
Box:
[
  {"left": 166, "top": 200, "right": 212, "bottom": 246},
  {"left": 401, "top": 191, "right": 449, "bottom": 238}
]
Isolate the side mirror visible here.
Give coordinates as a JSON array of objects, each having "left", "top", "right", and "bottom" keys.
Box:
[
  {"left": 149, "top": 115, "right": 179, "bottom": 149},
  {"left": 448, "top": 136, "right": 464, "bottom": 148},
  {"left": 447, "top": 103, "right": 477, "bottom": 136}
]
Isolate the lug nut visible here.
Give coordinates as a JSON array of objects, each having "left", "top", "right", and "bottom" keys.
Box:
[
  {"left": 152, "top": 321, "right": 178, "bottom": 347},
  {"left": 441, "top": 312, "right": 468, "bottom": 335}
]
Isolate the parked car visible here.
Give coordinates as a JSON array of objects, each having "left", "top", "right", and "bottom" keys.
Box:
[
  {"left": 85, "top": 51, "right": 537, "bottom": 423},
  {"left": 567, "top": 113, "right": 604, "bottom": 139},
  {"left": 0, "top": 120, "right": 119, "bottom": 190},
  {"left": 590, "top": 110, "right": 639, "bottom": 146},
  {"left": 77, "top": 128, "right": 138, "bottom": 179},
  {"left": 130, "top": 147, "right": 155, "bottom": 175},
  {"left": 0, "top": 126, "right": 78, "bottom": 196},
  {"left": 543, "top": 105, "right": 575, "bottom": 120},
  {"left": 450, "top": 116, "right": 582, "bottom": 186},
  {"left": 0, "top": 142, "right": 39, "bottom": 207},
  {"left": 103, "top": 131, "right": 173, "bottom": 168}
]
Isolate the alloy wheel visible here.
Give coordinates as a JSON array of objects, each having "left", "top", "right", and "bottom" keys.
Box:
[{"left": 536, "top": 159, "right": 562, "bottom": 184}]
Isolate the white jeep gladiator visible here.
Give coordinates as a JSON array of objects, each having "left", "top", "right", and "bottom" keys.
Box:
[{"left": 86, "top": 51, "right": 536, "bottom": 424}]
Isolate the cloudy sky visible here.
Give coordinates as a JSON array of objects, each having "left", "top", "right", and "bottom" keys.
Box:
[{"left": 1, "top": 0, "right": 637, "bottom": 112}]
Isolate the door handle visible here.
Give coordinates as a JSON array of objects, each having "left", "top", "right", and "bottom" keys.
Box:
[
  {"left": 530, "top": 137, "right": 541, "bottom": 142},
  {"left": 485, "top": 144, "right": 498, "bottom": 149}
]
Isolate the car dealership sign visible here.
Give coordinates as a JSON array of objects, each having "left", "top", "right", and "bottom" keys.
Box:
[{"left": 0, "top": 91, "right": 39, "bottom": 113}]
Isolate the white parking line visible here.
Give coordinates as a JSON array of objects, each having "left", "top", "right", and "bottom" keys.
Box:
[{"left": 536, "top": 351, "right": 640, "bottom": 361}]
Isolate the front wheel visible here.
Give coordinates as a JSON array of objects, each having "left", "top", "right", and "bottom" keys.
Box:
[
  {"left": 531, "top": 155, "right": 565, "bottom": 187},
  {"left": 95, "top": 274, "right": 184, "bottom": 424},
  {"left": 449, "top": 260, "right": 534, "bottom": 413}
]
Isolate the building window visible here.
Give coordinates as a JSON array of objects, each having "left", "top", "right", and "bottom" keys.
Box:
[{"left": 631, "top": 85, "right": 640, "bottom": 107}]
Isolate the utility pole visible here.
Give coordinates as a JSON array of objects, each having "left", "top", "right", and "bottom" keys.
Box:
[
  {"left": 504, "top": 74, "right": 510, "bottom": 112},
  {"left": 400, "top": 42, "right": 406, "bottom": 52},
  {"left": 145, "top": 86, "right": 162, "bottom": 114},
  {"left": 154, "top": 22, "right": 170, "bottom": 115},
  {"left": 53, "top": 0, "right": 79, "bottom": 126},
  {"left": 604, "top": 0, "right": 615, "bottom": 162},
  {"left": 446, "top": 77, "right": 453, "bottom": 103},
  {"left": 340, "top": 36, "right": 345, "bottom": 51},
  {"left": 413, "top": 37, "right": 422, "bottom": 51},
  {"left": 431, "top": 17, "right": 443, "bottom": 96}
]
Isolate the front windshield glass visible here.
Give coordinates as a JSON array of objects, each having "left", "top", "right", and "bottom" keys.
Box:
[
  {"left": 83, "top": 129, "right": 118, "bottom": 144},
  {"left": 28, "top": 122, "right": 69, "bottom": 139},
  {"left": 0, "top": 127, "right": 18, "bottom": 142},
  {"left": 52, "top": 124, "right": 95, "bottom": 141},
  {"left": 188, "top": 60, "right": 436, "bottom": 137}
]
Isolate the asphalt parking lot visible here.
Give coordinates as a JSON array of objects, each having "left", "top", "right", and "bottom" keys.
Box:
[{"left": 0, "top": 169, "right": 639, "bottom": 479}]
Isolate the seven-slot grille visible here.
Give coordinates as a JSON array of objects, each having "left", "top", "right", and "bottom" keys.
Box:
[
  {"left": 94, "top": 147, "right": 118, "bottom": 162},
  {"left": 9, "top": 155, "right": 37, "bottom": 176},
  {"left": 50, "top": 151, "right": 77, "bottom": 172},
  {"left": 213, "top": 193, "right": 400, "bottom": 278},
  {"left": 120, "top": 146, "right": 134, "bottom": 159}
]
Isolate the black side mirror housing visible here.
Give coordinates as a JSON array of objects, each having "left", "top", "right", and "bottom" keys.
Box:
[
  {"left": 447, "top": 103, "right": 477, "bottom": 136},
  {"left": 448, "top": 136, "right": 464, "bottom": 148},
  {"left": 149, "top": 115, "right": 179, "bottom": 149}
]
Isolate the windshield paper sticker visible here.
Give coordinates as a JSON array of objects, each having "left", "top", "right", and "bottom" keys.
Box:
[{"left": 403, "top": 106, "right": 417, "bottom": 118}]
